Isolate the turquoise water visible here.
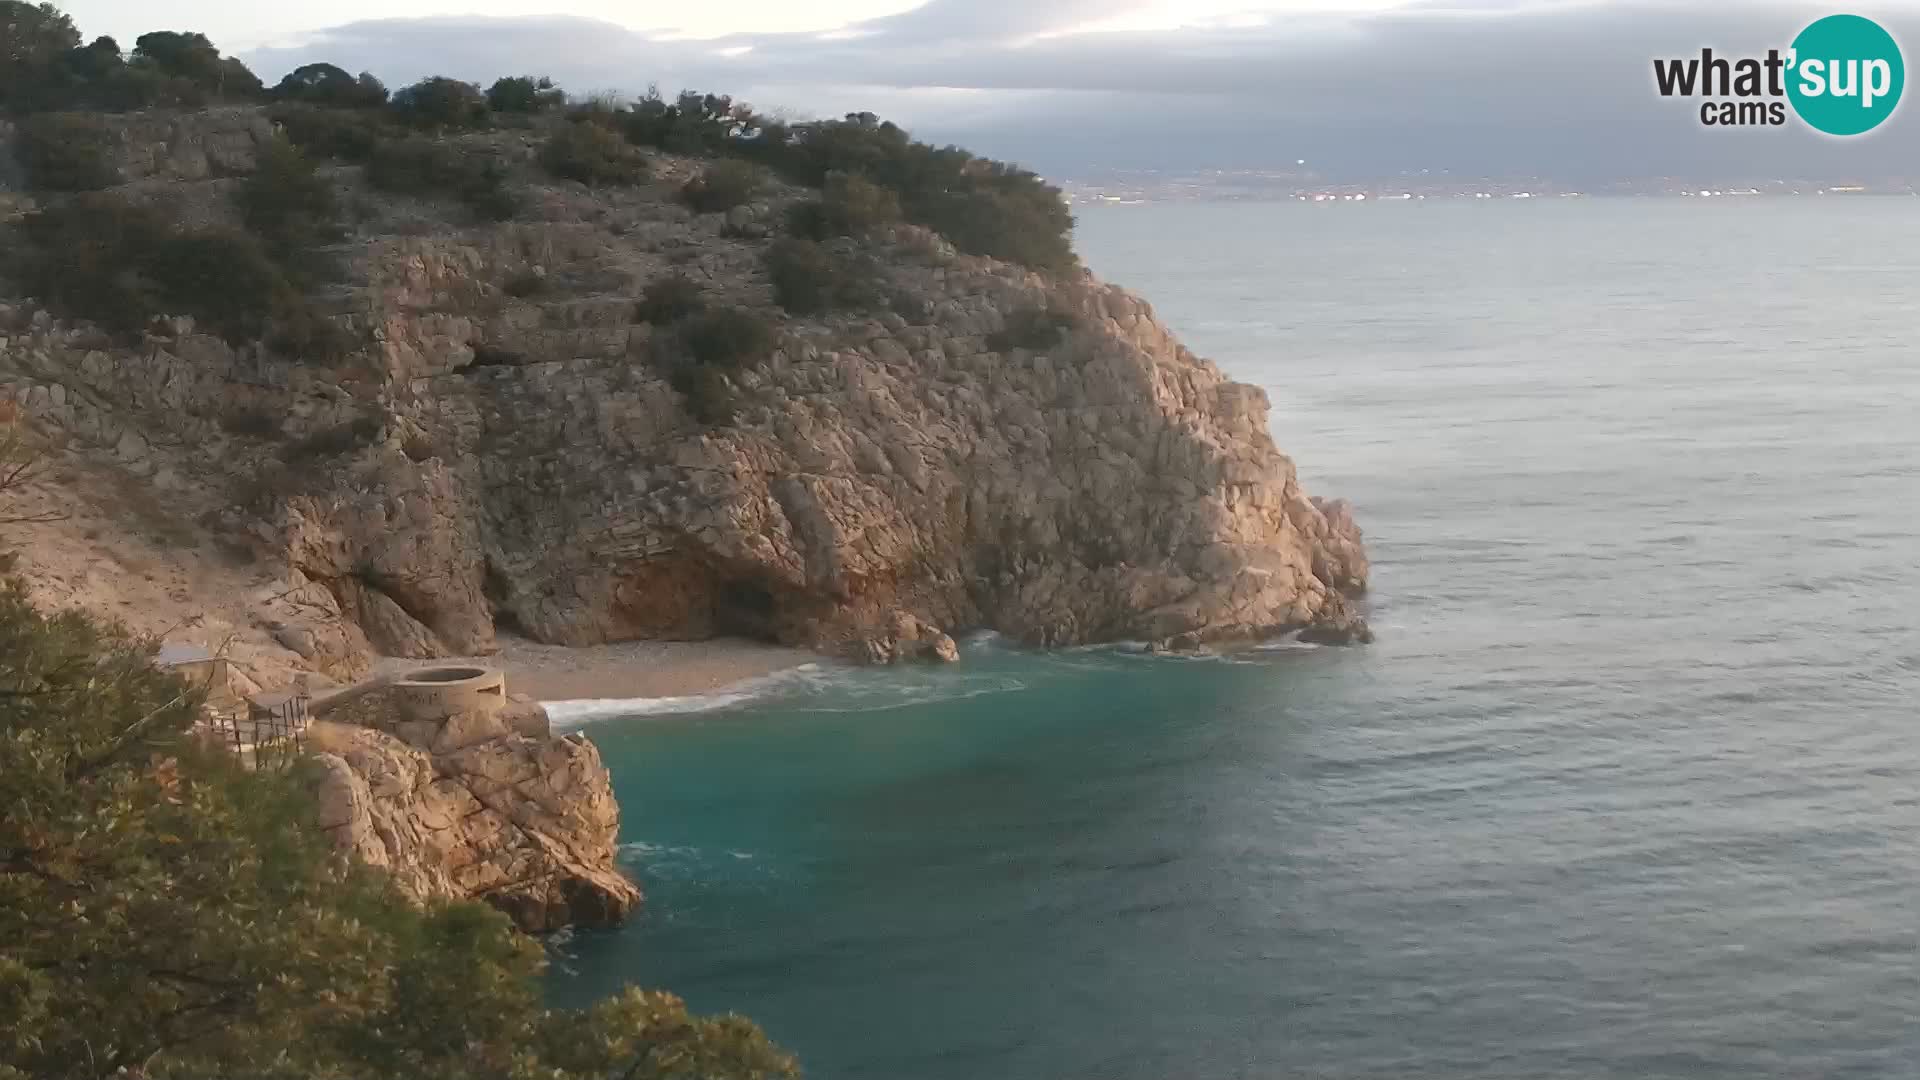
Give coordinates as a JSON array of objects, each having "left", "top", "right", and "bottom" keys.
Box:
[{"left": 551, "top": 200, "right": 1920, "bottom": 1078}]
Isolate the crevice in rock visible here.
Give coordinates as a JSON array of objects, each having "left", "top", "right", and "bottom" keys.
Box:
[{"left": 482, "top": 558, "right": 526, "bottom": 638}]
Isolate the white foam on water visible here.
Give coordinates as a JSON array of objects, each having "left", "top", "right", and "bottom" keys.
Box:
[
  {"left": 1252, "top": 636, "right": 1324, "bottom": 652},
  {"left": 544, "top": 664, "right": 828, "bottom": 728},
  {"left": 788, "top": 676, "right": 1029, "bottom": 714}
]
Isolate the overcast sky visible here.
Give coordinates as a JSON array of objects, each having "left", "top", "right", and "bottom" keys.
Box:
[{"left": 52, "top": 0, "right": 1920, "bottom": 183}]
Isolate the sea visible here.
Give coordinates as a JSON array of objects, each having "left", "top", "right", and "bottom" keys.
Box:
[{"left": 546, "top": 198, "right": 1920, "bottom": 1079}]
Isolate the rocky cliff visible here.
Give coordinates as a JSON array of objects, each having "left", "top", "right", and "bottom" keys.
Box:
[
  {"left": 307, "top": 690, "right": 638, "bottom": 933},
  {"left": 0, "top": 107, "right": 1369, "bottom": 674}
]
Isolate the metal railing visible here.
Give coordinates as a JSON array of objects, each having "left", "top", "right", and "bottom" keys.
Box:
[{"left": 205, "top": 690, "right": 311, "bottom": 770}]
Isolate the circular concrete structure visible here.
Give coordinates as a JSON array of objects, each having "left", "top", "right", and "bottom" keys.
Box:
[{"left": 391, "top": 665, "right": 507, "bottom": 723}]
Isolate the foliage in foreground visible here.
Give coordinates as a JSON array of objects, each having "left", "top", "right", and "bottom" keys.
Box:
[{"left": 0, "top": 578, "right": 800, "bottom": 1080}]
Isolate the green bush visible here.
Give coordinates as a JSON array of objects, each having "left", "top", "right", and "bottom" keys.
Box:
[
  {"left": 16, "top": 195, "right": 296, "bottom": 344},
  {"left": 0, "top": 0, "right": 81, "bottom": 107},
  {"left": 147, "top": 228, "right": 285, "bottom": 342},
  {"left": 238, "top": 134, "right": 341, "bottom": 269},
  {"left": 623, "top": 89, "right": 747, "bottom": 155},
  {"left": 15, "top": 111, "right": 116, "bottom": 191},
  {"left": 786, "top": 170, "right": 901, "bottom": 239},
  {"left": 461, "top": 160, "right": 521, "bottom": 221},
  {"left": 366, "top": 138, "right": 518, "bottom": 221},
  {"left": 0, "top": 580, "right": 802, "bottom": 1080},
  {"left": 635, "top": 273, "right": 704, "bottom": 325},
  {"left": 680, "top": 305, "right": 774, "bottom": 369},
  {"left": 3, "top": 11, "right": 266, "bottom": 112},
  {"left": 627, "top": 95, "right": 1077, "bottom": 271},
  {"left": 487, "top": 74, "right": 562, "bottom": 113},
  {"left": 131, "top": 30, "right": 215, "bottom": 84},
  {"left": 669, "top": 365, "right": 740, "bottom": 425},
  {"left": 503, "top": 269, "right": 547, "bottom": 297},
  {"left": 682, "top": 158, "right": 765, "bottom": 214},
  {"left": 390, "top": 75, "right": 490, "bottom": 129},
  {"left": 269, "top": 102, "right": 390, "bottom": 162},
  {"left": 774, "top": 112, "right": 1076, "bottom": 271},
  {"left": 13, "top": 196, "right": 165, "bottom": 333},
  {"left": 765, "top": 237, "right": 882, "bottom": 315},
  {"left": 539, "top": 121, "right": 648, "bottom": 186},
  {"left": 987, "top": 303, "right": 1079, "bottom": 352},
  {"left": 272, "top": 62, "right": 387, "bottom": 108}
]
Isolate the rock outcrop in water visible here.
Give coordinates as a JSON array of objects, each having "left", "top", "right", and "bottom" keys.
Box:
[
  {"left": 0, "top": 107, "right": 1369, "bottom": 674},
  {"left": 308, "top": 690, "right": 639, "bottom": 933}
]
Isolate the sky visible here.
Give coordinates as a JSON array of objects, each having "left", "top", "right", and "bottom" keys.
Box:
[{"left": 52, "top": 0, "right": 1920, "bottom": 184}]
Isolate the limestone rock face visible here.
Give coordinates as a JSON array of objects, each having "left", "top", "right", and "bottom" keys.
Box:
[
  {"left": 306, "top": 703, "right": 639, "bottom": 934},
  {"left": 0, "top": 107, "right": 1371, "bottom": 665}
]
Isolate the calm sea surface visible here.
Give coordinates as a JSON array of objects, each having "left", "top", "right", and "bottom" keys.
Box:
[{"left": 550, "top": 199, "right": 1920, "bottom": 1079}]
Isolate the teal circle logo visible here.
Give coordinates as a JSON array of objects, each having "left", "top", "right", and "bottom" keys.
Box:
[{"left": 1787, "top": 14, "right": 1904, "bottom": 135}]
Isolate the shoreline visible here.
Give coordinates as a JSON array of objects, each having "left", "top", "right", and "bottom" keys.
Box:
[{"left": 376, "top": 635, "right": 818, "bottom": 705}]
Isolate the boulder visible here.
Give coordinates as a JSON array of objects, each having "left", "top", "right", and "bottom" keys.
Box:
[{"left": 306, "top": 705, "right": 639, "bottom": 934}]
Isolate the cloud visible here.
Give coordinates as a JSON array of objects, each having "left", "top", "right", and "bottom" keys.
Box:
[{"left": 241, "top": 1, "right": 1920, "bottom": 183}]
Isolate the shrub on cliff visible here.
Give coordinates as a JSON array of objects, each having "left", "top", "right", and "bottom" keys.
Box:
[
  {"left": 367, "top": 137, "right": 519, "bottom": 221},
  {"left": 682, "top": 158, "right": 765, "bottom": 214},
  {"left": 14, "top": 111, "right": 115, "bottom": 191},
  {"left": 238, "top": 134, "right": 342, "bottom": 270},
  {"left": 669, "top": 364, "right": 742, "bottom": 425},
  {"left": 147, "top": 228, "right": 287, "bottom": 343},
  {"left": 754, "top": 109, "right": 1078, "bottom": 272},
  {"left": 272, "top": 61, "right": 388, "bottom": 108},
  {"left": 487, "top": 74, "right": 563, "bottom": 113},
  {"left": 681, "top": 305, "right": 775, "bottom": 369},
  {"left": 540, "top": 120, "right": 649, "bottom": 186},
  {"left": 787, "top": 170, "right": 902, "bottom": 240},
  {"left": 623, "top": 88, "right": 747, "bottom": 155},
  {"left": 988, "top": 303, "right": 1080, "bottom": 352},
  {"left": 0, "top": 580, "right": 801, "bottom": 1080},
  {"left": 635, "top": 272, "right": 705, "bottom": 325},
  {"left": 658, "top": 305, "right": 775, "bottom": 425},
  {"left": 390, "top": 75, "right": 490, "bottom": 130},
  {"left": 270, "top": 102, "right": 391, "bottom": 162},
  {"left": 766, "top": 237, "right": 883, "bottom": 315},
  {"left": 16, "top": 196, "right": 295, "bottom": 343}
]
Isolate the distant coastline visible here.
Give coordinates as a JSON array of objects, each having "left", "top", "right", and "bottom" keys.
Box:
[{"left": 1060, "top": 177, "right": 1917, "bottom": 206}]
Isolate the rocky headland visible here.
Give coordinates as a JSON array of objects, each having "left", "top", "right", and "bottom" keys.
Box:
[
  {"left": 307, "top": 680, "right": 638, "bottom": 932},
  {"left": 0, "top": 101, "right": 1369, "bottom": 930},
  {"left": 0, "top": 106, "right": 1369, "bottom": 674}
]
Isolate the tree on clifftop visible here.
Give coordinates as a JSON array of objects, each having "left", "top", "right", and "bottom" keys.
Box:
[
  {"left": 0, "top": 1, "right": 80, "bottom": 105},
  {"left": 274, "top": 62, "right": 388, "bottom": 109}
]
